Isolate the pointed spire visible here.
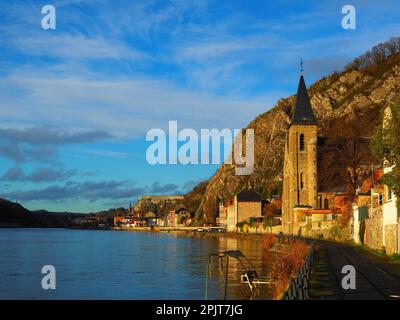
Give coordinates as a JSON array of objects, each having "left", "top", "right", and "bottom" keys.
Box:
[{"left": 291, "top": 74, "right": 317, "bottom": 125}]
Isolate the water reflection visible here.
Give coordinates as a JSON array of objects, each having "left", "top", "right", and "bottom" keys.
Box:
[
  {"left": 206, "top": 236, "right": 272, "bottom": 300},
  {"left": 0, "top": 229, "right": 272, "bottom": 300}
]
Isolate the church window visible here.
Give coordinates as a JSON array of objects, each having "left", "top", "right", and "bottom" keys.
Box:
[
  {"left": 300, "top": 172, "right": 304, "bottom": 189},
  {"left": 324, "top": 198, "right": 329, "bottom": 209},
  {"left": 299, "top": 133, "right": 305, "bottom": 151}
]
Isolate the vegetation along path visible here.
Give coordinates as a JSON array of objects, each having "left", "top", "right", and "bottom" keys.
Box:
[{"left": 310, "top": 241, "right": 400, "bottom": 300}]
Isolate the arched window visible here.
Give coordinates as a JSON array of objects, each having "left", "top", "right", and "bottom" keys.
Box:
[
  {"left": 299, "top": 133, "right": 305, "bottom": 151},
  {"left": 300, "top": 172, "right": 304, "bottom": 190},
  {"left": 324, "top": 198, "right": 329, "bottom": 209},
  {"left": 319, "top": 197, "right": 322, "bottom": 208}
]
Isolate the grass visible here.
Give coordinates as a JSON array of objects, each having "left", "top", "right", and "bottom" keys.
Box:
[{"left": 351, "top": 243, "right": 400, "bottom": 264}]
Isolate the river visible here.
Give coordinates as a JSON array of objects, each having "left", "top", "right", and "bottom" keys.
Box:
[{"left": 0, "top": 228, "right": 271, "bottom": 300}]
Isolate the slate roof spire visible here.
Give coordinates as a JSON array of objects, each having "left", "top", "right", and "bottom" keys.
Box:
[{"left": 291, "top": 74, "right": 318, "bottom": 125}]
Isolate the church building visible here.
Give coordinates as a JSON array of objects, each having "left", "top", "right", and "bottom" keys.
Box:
[
  {"left": 281, "top": 72, "right": 354, "bottom": 236},
  {"left": 281, "top": 73, "right": 318, "bottom": 234}
]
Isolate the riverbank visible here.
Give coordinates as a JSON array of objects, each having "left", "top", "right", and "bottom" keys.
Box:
[{"left": 113, "top": 226, "right": 267, "bottom": 241}]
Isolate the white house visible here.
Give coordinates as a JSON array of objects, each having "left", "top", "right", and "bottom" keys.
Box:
[
  {"left": 381, "top": 105, "right": 399, "bottom": 254},
  {"left": 382, "top": 165, "right": 399, "bottom": 253}
]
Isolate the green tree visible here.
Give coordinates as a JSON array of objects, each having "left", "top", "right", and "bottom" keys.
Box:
[{"left": 372, "top": 93, "right": 400, "bottom": 202}]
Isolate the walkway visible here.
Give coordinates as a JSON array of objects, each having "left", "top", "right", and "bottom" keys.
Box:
[{"left": 310, "top": 241, "right": 400, "bottom": 300}]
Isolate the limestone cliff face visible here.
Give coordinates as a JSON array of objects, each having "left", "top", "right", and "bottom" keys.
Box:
[
  {"left": 192, "top": 53, "right": 400, "bottom": 223},
  {"left": 133, "top": 195, "right": 186, "bottom": 218}
]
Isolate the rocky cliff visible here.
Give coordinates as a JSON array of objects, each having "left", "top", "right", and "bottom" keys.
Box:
[
  {"left": 192, "top": 38, "right": 400, "bottom": 223},
  {"left": 132, "top": 195, "right": 186, "bottom": 218}
]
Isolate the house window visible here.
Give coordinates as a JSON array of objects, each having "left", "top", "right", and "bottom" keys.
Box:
[
  {"left": 387, "top": 186, "right": 392, "bottom": 201},
  {"left": 299, "top": 133, "right": 305, "bottom": 151},
  {"left": 300, "top": 172, "right": 304, "bottom": 189},
  {"left": 324, "top": 198, "right": 329, "bottom": 209}
]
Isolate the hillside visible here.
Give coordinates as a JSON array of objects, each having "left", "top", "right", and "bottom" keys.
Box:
[
  {"left": 0, "top": 198, "right": 85, "bottom": 227},
  {"left": 0, "top": 198, "right": 34, "bottom": 227},
  {"left": 191, "top": 37, "right": 400, "bottom": 223},
  {"left": 132, "top": 195, "right": 187, "bottom": 218}
]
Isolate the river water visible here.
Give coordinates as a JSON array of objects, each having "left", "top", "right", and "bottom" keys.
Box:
[{"left": 0, "top": 228, "right": 271, "bottom": 300}]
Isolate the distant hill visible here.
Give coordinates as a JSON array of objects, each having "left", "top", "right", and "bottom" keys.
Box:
[
  {"left": 30, "top": 210, "right": 85, "bottom": 228},
  {"left": 0, "top": 198, "right": 85, "bottom": 228},
  {"left": 188, "top": 37, "right": 400, "bottom": 223},
  {"left": 0, "top": 198, "right": 34, "bottom": 227}
]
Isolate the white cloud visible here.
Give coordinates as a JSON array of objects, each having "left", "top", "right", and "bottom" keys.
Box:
[
  {"left": 11, "top": 33, "right": 146, "bottom": 60},
  {"left": 0, "top": 72, "right": 277, "bottom": 138}
]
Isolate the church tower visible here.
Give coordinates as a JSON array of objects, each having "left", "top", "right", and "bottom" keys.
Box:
[{"left": 282, "top": 74, "right": 318, "bottom": 234}]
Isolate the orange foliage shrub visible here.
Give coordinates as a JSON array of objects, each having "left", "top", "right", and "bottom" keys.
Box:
[
  {"left": 269, "top": 240, "right": 310, "bottom": 299},
  {"left": 263, "top": 234, "right": 277, "bottom": 250}
]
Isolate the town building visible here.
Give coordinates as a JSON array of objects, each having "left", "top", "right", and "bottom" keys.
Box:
[
  {"left": 381, "top": 105, "right": 400, "bottom": 254},
  {"left": 353, "top": 105, "right": 400, "bottom": 254},
  {"left": 167, "top": 204, "right": 190, "bottom": 227},
  {"left": 216, "top": 201, "right": 227, "bottom": 226},
  {"left": 222, "top": 189, "right": 262, "bottom": 232},
  {"left": 144, "top": 211, "right": 157, "bottom": 226}
]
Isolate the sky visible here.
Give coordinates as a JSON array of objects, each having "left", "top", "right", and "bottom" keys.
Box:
[{"left": 0, "top": 0, "right": 400, "bottom": 213}]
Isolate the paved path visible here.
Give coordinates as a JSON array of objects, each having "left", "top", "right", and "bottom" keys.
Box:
[{"left": 317, "top": 241, "right": 400, "bottom": 300}]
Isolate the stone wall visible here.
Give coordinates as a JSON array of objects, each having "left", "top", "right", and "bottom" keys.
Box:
[
  {"left": 365, "top": 206, "right": 383, "bottom": 251},
  {"left": 247, "top": 225, "right": 282, "bottom": 234},
  {"left": 226, "top": 204, "right": 237, "bottom": 232},
  {"left": 384, "top": 224, "right": 398, "bottom": 255},
  {"left": 237, "top": 201, "right": 262, "bottom": 223}
]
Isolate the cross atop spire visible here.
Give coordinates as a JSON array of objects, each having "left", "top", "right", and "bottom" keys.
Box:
[{"left": 300, "top": 58, "right": 304, "bottom": 75}]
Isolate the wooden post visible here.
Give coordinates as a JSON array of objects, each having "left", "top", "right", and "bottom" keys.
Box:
[
  {"left": 224, "top": 256, "right": 229, "bottom": 300},
  {"left": 204, "top": 263, "right": 208, "bottom": 300}
]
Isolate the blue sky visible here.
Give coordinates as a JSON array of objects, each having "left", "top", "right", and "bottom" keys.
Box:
[{"left": 0, "top": 0, "right": 400, "bottom": 212}]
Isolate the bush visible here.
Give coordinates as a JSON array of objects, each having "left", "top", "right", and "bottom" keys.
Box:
[
  {"left": 269, "top": 240, "right": 310, "bottom": 299},
  {"left": 263, "top": 234, "right": 277, "bottom": 250},
  {"left": 236, "top": 221, "right": 248, "bottom": 232}
]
